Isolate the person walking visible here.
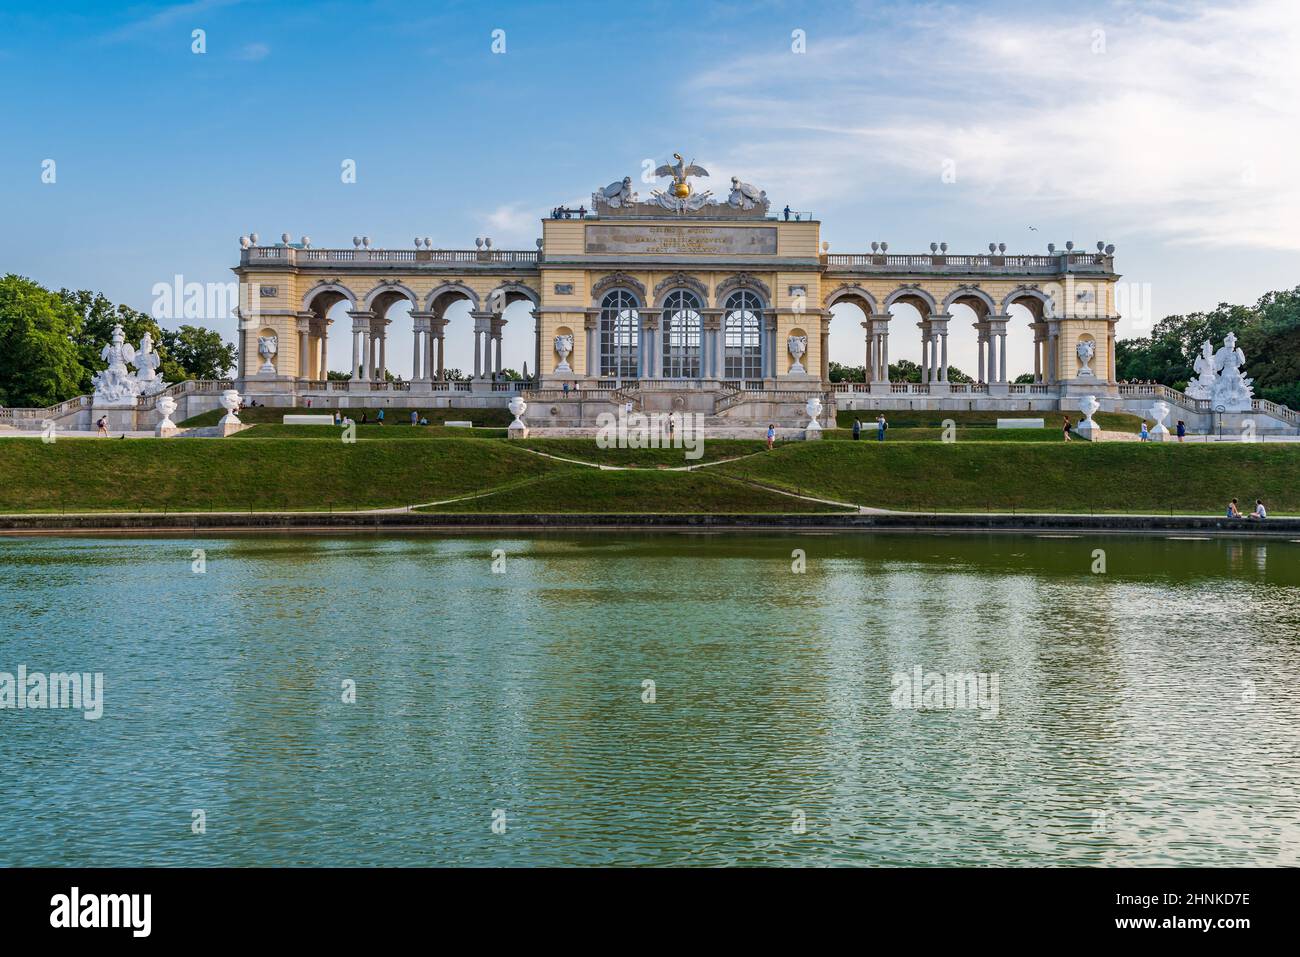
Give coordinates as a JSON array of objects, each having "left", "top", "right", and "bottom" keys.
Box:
[
  {"left": 765, "top": 423, "right": 776, "bottom": 451},
  {"left": 1062, "top": 416, "right": 1073, "bottom": 442},
  {"left": 376, "top": 408, "right": 384, "bottom": 426},
  {"left": 410, "top": 409, "right": 418, "bottom": 426},
  {"left": 562, "top": 381, "right": 570, "bottom": 396},
  {"left": 852, "top": 418, "right": 862, "bottom": 440},
  {"left": 333, "top": 409, "right": 341, "bottom": 426},
  {"left": 96, "top": 416, "right": 108, "bottom": 437},
  {"left": 1176, "top": 420, "right": 1186, "bottom": 442},
  {"left": 877, "top": 414, "right": 888, "bottom": 441},
  {"left": 1140, "top": 421, "right": 1149, "bottom": 442}
]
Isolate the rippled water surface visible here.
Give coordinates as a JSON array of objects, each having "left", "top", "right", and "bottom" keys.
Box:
[{"left": 1, "top": 532, "right": 1298, "bottom": 866}]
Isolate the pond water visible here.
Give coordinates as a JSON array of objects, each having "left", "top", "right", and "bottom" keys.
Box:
[{"left": 1, "top": 532, "right": 1297, "bottom": 866}]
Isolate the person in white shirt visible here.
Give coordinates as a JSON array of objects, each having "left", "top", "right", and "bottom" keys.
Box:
[{"left": 1251, "top": 499, "right": 1267, "bottom": 520}]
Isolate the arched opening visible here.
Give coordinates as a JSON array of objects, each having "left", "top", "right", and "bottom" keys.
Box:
[
  {"left": 661, "top": 289, "right": 703, "bottom": 378},
  {"left": 426, "top": 287, "right": 478, "bottom": 381},
  {"left": 599, "top": 289, "right": 639, "bottom": 378},
  {"left": 365, "top": 286, "right": 418, "bottom": 382},
  {"left": 723, "top": 290, "right": 763, "bottom": 380},
  {"left": 303, "top": 284, "right": 356, "bottom": 380},
  {"left": 885, "top": 290, "right": 935, "bottom": 382},
  {"left": 826, "top": 290, "right": 874, "bottom": 382}
]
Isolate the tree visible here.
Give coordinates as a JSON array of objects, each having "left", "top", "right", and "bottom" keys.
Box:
[
  {"left": 160, "top": 325, "right": 237, "bottom": 380},
  {"left": 1014, "top": 373, "right": 1036, "bottom": 384},
  {"left": 0, "top": 275, "right": 86, "bottom": 407},
  {"left": 828, "top": 362, "right": 865, "bottom": 383},
  {"left": 888, "top": 359, "right": 921, "bottom": 382}
]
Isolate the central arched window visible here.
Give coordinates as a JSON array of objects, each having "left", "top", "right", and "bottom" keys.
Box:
[
  {"left": 661, "top": 290, "right": 703, "bottom": 378},
  {"left": 599, "top": 290, "right": 639, "bottom": 378},
  {"left": 723, "top": 290, "right": 763, "bottom": 379}
]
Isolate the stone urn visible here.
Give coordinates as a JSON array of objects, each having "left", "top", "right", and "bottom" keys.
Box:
[
  {"left": 217, "top": 389, "right": 242, "bottom": 434},
  {"left": 1149, "top": 399, "right": 1171, "bottom": 441},
  {"left": 257, "top": 335, "right": 278, "bottom": 375},
  {"left": 554, "top": 334, "right": 574, "bottom": 374},
  {"left": 507, "top": 395, "right": 528, "bottom": 439},
  {"left": 788, "top": 335, "right": 808, "bottom": 375},
  {"left": 804, "top": 395, "right": 824, "bottom": 438},
  {"left": 155, "top": 394, "right": 178, "bottom": 436},
  {"left": 1076, "top": 394, "right": 1099, "bottom": 440}
]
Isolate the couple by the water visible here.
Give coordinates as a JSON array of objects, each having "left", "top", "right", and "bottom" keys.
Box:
[{"left": 1227, "top": 498, "right": 1267, "bottom": 519}]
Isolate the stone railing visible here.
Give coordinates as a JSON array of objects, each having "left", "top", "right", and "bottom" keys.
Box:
[
  {"left": 1, "top": 379, "right": 233, "bottom": 422},
  {"left": 243, "top": 247, "right": 539, "bottom": 267},
  {"left": 823, "top": 251, "right": 1113, "bottom": 275}
]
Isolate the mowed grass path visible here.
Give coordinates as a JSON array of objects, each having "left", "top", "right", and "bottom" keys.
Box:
[
  {"left": 516, "top": 437, "right": 764, "bottom": 466},
  {"left": 0, "top": 439, "right": 567, "bottom": 512},
  {"left": 717, "top": 442, "right": 1300, "bottom": 513},
  {"left": 420, "top": 468, "right": 847, "bottom": 514}
]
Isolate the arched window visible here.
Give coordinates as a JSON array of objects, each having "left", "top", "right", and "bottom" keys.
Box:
[
  {"left": 599, "top": 290, "right": 639, "bottom": 378},
  {"left": 723, "top": 290, "right": 763, "bottom": 379},
  {"left": 661, "top": 290, "right": 703, "bottom": 378}
]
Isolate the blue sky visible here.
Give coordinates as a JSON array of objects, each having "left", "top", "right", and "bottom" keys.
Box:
[{"left": 2, "top": 0, "right": 1297, "bottom": 377}]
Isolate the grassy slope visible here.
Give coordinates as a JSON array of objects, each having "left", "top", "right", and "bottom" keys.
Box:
[
  {"left": 516, "top": 437, "right": 764, "bottom": 466},
  {"left": 717, "top": 442, "right": 1300, "bottom": 513},
  {"left": 834, "top": 409, "right": 1142, "bottom": 432},
  {"left": 825, "top": 428, "right": 1081, "bottom": 442},
  {"left": 0, "top": 439, "right": 567, "bottom": 512},
  {"left": 181, "top": 405, "right": 513, "bottom": 428},
  {"left": 231, "top": 424, "right": 507, "bottom": 439},
  {"left": 420, "top": 468, "right": 846, "bottom": 514}
]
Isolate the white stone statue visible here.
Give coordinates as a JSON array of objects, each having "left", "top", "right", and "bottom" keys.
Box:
[
  {"left": 508, "top": 395, "right": 527, "bottom": 429},
  {"left": 91, "top": 324, "right": 138, "bottom": 404},
  {"left": 1076, "top": 394, "right": 1100, "bottom": 438},
  {"left": 257, "top": 335, "right": 278, "bottom": 374},
  {"left": 788, "top": 335, "right": 808, "bottom": 375},
  {"left": 132, "top": 331, "right": 165, "bottom": 395},
  {"left": 727, "top": 177, "right": 769, "bottom": 212},
  {"left": 554, "top": 334, "right": 574, "bottom": 374},
  {"left": 1186, "top": 340, "right": 1218, "bottom": 400},
  {"left": 218, "top": 389, "right": 242, "bottom": 427},
  {"left": 594, "top": 176, "right": 636, "bottom": 209},
  {"left": 1211, "top": 332, "right": 1254, "bottom": 412},
  {"left": 155, "top": 394, "right": 178, "bottom": 431},
  {"left": 804, "top": 395, "right": 823, "bottom": 433},
  {"left": 1149, "top": 399, "right": 1171, "bottom": 441},
  {"left": 1075, "top": 338, "right": 1095, "bottom": 376}
]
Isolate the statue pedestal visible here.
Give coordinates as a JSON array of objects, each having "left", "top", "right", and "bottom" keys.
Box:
[
  {"left": 156, "top": 424, "right": 180, "bottom": 438},
  {"left": 1150, "top": 423, "right": 1170, "bottom": 442},
  {"left": 1075, "top": 418, "right": 1097, "bottom": 441},
  {"left": 803, "top": 428, "right": 822, "bottom": 441},
  {"left": 508, "top": 424, "right": 529, "bottom": 440},
  {"left": 217, "top": 414, "right": 243, "bottom": 437}
]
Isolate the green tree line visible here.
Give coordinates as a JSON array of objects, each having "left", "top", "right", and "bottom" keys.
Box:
[
  {"left": 0, "top": 275, "right": 237, "bottom": 407},
  {"left": 1116, "top": 287, "right": 1300, "bottom": 408}
]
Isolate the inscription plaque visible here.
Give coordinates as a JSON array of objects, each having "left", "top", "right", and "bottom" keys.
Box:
[{"left": 585, "top": 224, "right": 777, "bottom": 256}]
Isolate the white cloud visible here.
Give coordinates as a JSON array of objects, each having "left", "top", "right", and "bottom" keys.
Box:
[
  {"left": 482, "top": 203, "right": 543, "bottom": 244},
  {"left": 691, "top": 0, "right": 1300, "bottom": 251},
  {"left": 237, "top": 42, "right": 270, "bottom": 61}
]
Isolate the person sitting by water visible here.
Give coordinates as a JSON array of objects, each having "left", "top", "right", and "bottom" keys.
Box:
[
  {"left": 1250, "top": 499, "right": 1267, "bottom": 520},
  {"left": 1227, "top": 498, "right": 1243, "bottom": 518}
]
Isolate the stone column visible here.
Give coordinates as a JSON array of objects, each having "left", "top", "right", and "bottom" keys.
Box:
[
  {"left": 819, "top": 316, "right": 830, "bottom": 383},
  {"left": 639, "top": 310, "right": 662, "bottom": 379},
  {"left": 862, "top": 321, "right": 875, "bottom": 383},
  {"left": 410, "top": 312, "right": 433, "bottom": 381},
  {"left": 928, "top": 313, "right": 951, "bottom": 386},
  {"left": 377, "top": 331, "right": 387, "bottom": 381},
  {"left": 702, "top": 310, "right": 723, "bottom": 379},
  {"left": 491, "top": 317, "right": 507, "bottom": 378},
  {"left": 318, "top": 326, "right": 329, "bottom": 381},
  {"left": 295, "top": 315, "right": 311, "bottom": 378},
  {"left": 764, "top": 315, "right": 778, "bottom": 378},
  {"left": 347, "top": 310, "right": 374, "bottom": 381},
  {"left": 986, "top": 315, "right": 1010, "bottom": 394},
  {"left": 976, "top": 324, "right": 988, "bottom": 384},
  {"left": 585, "top": 313, "right": 599, "bottom": 378}
]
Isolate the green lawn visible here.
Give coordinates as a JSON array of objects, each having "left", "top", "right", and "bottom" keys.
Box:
[
  {"left": 834, "top": 409, "right": 1142, "bottom": 432},
  {"left": 825, "top": 428, "right": 1083, "bottom": 442},
  {"left": 419, "top": 468, "right": 846, "bottom": 514},
  {"left": 180, "top": 405, "right": 513, "bottom": 428},
  {"left": 231, "top": 424, "right": 507, "bottom": 439},
  {"left": 0, "top": 438, "right": 566, "bottom": 512},
  {"left": 516, "top": 437, "right": 765, "bottom": 466},
  {"left": 717, "top": 441, "right": 1300, "bottom": 513}
]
